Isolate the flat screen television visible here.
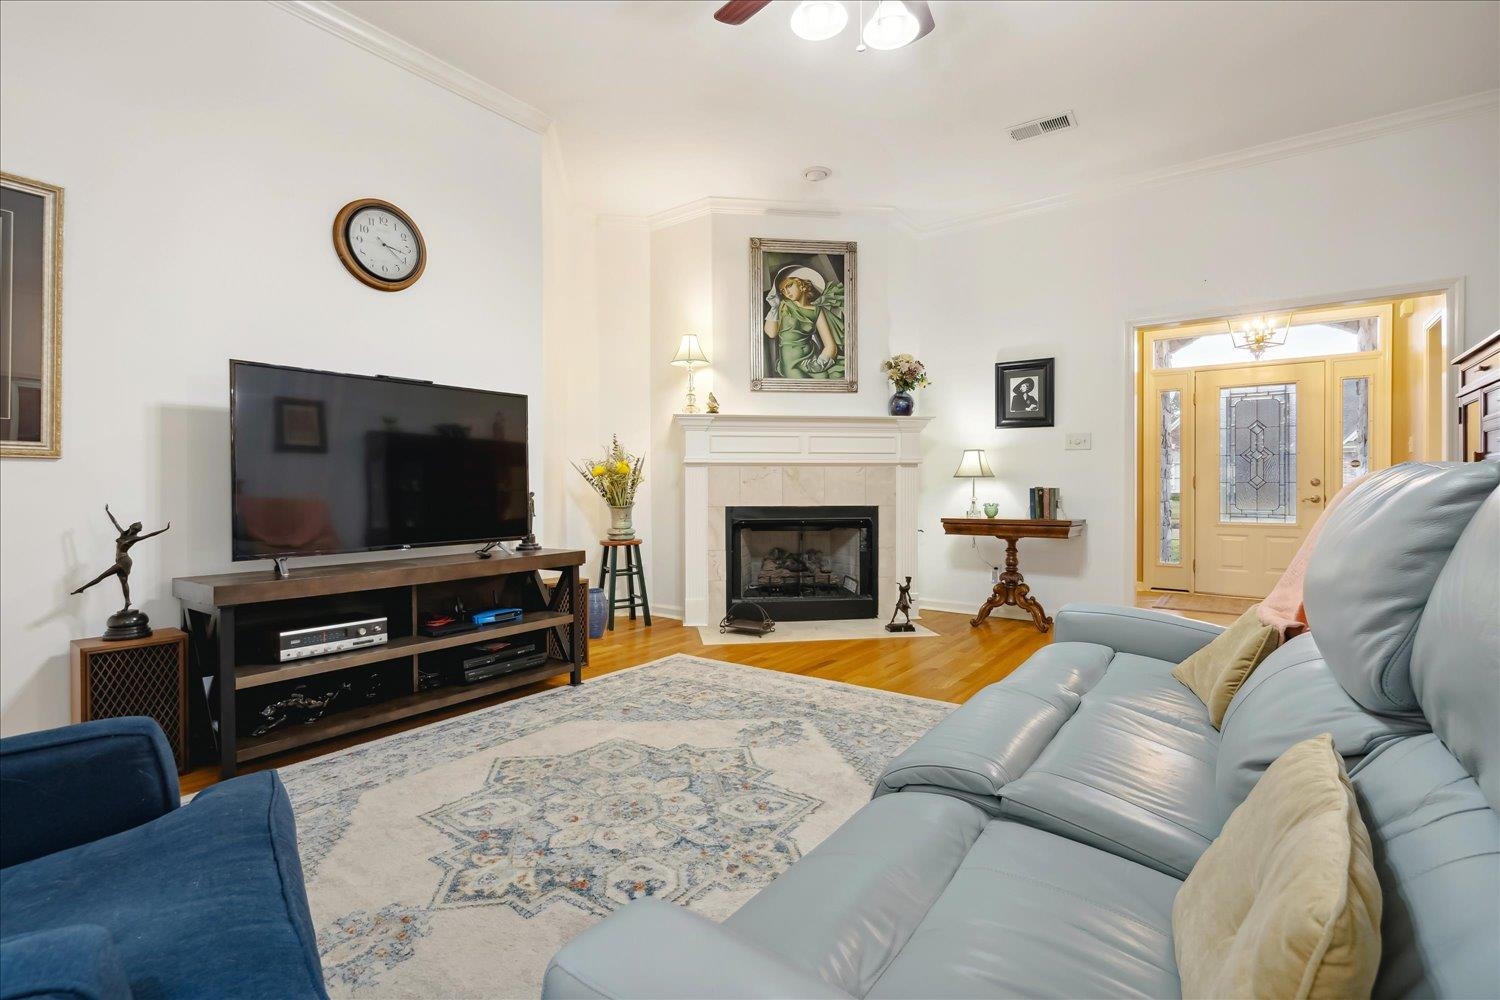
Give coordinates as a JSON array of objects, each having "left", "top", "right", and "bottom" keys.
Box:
[{"left": 230, "top": 361, "right": 529, "bottom": 561}]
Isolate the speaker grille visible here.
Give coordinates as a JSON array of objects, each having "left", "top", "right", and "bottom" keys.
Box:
[{"left": 83, "top": 639, "right": 186, "bottom": 769}]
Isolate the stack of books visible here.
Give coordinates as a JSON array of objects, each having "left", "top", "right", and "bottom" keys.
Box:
[{"left": 1029, "top": 487, "right": 1062, "bottom": 519}]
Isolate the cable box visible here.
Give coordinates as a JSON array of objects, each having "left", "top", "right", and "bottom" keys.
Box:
[
  {"left": 278, "top": 617, "right": 388, "bottom": 662},
  {"left": 454, "top": 650, "right": 548, "bottom": 684}
]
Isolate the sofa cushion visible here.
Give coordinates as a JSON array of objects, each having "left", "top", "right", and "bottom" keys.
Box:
[
  {"left": 0, "top": 925, "right": 132, "bottom": 1000},
  {"left": 1216, "top": 634, "right": 1428, "bottom": 817},
  {"left": 1173, "top": 734, "right": 1381, "bottom": 1000},
  {"left": 1304, "top": 461, "right": 1500, "bottom": 714},
  {"left": 0, "top": 772, "right": 326, "bottom": 1000},
  {"left": 1352, "top": 734, "right": 1500, "bottom": 1000},
  {"left": 1410, "top": 485, "right": 1500, "bottom": 812},
  {"left": 874, "top": 642, "right": 1113, "bottom": 806},
  {"left": 865, "top": 819, "right": 1181, "bottom": 999},
  {"left": 725, "top": 790, "right": 987, "bottom": 998},
  {"left": 998, "top": 652, "right": 1222, "bottom": 878},
  {"left": 1172, "top": 605, "right": 1279, "bottom": 728}
]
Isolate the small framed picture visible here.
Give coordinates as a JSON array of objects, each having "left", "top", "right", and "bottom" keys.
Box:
[
  {"left": 274, "top": 397, "right": 327, "bottom": 453},
  {"left": 995, "top": 358, "right": 1055, "bottom": 428}
]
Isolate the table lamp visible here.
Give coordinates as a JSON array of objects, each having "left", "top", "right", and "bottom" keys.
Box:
[
  {"left": 953, "top": 448, "right": 994, "bottom": 517},
  {"left": 671, "top": 334, "right": 710, "bottom": 413}
]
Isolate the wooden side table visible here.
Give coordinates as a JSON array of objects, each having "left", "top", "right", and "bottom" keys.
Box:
[
  {"left": 70, "top": 628, "right": 189, "bottom": 771},
  {"left": 940, "top": 518, "right": 1087, "bottom": 633}
]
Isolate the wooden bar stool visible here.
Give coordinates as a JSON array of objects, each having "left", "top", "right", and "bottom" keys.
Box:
[{"left": 598, "top": 538, "right": 651, "bottom": 630}]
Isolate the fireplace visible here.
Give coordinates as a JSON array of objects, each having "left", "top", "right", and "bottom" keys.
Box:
[{"left": 726, "top": 506, "right": 878, "bottom": 621}]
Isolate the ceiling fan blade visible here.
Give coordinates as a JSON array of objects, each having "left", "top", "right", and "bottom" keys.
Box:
[
  {"left": 909, "top": 1, "right": 936, "bottom": 42},
  {"left": 714, "top": 0, "right": 772, "bottom": 25}
]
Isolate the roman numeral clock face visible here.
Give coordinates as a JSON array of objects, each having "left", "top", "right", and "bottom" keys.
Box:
[{"left": 333, "top": 199, "right": 425, "bottom": 291}]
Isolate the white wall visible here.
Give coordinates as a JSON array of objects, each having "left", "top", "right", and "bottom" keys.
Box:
[
  {"left": 0, "top": 1, "right": 542, "bottom": 734},
  {"left": 914, "top": 111, "right": 1500, "bottom": 619}
]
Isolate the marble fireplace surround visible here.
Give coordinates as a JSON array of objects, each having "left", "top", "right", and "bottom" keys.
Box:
[{"left": 675, "top": 414, "right": 932, "bottom": 627}]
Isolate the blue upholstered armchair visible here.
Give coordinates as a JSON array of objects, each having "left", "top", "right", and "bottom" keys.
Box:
[{"left": 0, "top": 717, "right": 326, "bottom": 999}]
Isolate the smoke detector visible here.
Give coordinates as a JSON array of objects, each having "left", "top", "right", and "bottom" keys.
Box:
[
  {"left": 802, "top": 165, "right": 833, "bottom": 182},
  {"left": 1008, "top": 111, "right": 1077, "bottom": 142}
]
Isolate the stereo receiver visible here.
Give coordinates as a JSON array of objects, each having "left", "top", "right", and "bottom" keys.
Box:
[{"left": 278, "top": 617, "right": 388, "bottom": 662}]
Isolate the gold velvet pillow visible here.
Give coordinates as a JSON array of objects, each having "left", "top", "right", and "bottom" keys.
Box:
[
  {"left": 1173, "top": 734, "right": 1382, "bottom": 999},
  {"left": 1173, "top": 605, "right": 1280, "bottom": 728}
]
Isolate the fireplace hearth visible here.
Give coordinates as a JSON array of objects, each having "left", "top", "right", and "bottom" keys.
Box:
[{"left": 726, "top": 505, "right": 877, "bottom": 621}]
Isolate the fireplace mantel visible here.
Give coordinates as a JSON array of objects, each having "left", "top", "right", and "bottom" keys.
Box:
[{"left": 674, "top": 413, "right": 932, "bottom": 626}]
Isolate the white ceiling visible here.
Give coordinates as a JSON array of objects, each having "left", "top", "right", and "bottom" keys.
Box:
[{"left": 332, "top": 0, "right": 1499, "bottom": 228}]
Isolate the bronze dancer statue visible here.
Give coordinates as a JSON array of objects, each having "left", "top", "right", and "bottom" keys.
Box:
[
  {"left": 72, "top": 505, "right": 170, "bottom": 640},
  {"left": 886, "top": 576, "right": 915, "bottom": 632}
]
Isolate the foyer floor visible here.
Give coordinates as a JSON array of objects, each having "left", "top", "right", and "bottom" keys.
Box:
[{"left": 179, "top": 609, "right": 1048, "bottom": 795}]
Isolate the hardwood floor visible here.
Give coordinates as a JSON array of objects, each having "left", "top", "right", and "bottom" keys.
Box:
[{"left": 179, "top": 609, "right": 1050, "bottom": 795}]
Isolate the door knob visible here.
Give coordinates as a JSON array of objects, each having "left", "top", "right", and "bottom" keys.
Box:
[
  {"left": 1310, "top": 478, "right": 1322, "bottom": 486},
  {"left": 1303, "top": 495, "right": 1323, "bottom": 504}
]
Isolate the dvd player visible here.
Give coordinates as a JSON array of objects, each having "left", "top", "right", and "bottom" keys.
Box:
[{"left": 278, "top": 617, "right": 388, "bottom": 662}]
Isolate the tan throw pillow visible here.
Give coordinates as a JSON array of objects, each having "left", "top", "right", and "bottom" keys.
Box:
[
  {"left": 1173, "top": 734, "right": 1382, "bottom": 999},
  {"left": 1173, "top": 605, "right": 1280, "bottom": 728}
]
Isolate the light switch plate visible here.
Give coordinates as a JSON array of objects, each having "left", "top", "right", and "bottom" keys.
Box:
[{"left": 1065, "top": 432, "right": 1092, "bottom": 450}]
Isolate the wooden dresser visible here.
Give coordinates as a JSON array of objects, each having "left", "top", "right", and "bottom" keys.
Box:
[{"left": 1454, "top": 330, "right": 1500, "bottom": 462}]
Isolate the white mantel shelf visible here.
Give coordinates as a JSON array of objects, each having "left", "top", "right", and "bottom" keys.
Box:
[
  {"left": 675, "top": 413, "right": 932, "bottom": 466},
  {"left": 674, "top": 413, "right": 933, "bottom": 627}
]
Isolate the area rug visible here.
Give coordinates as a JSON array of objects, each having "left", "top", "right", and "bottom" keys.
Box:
[
  {"left": 281, "top": 655, "right": 954, "bottom": 998},
  {"left": 696, "top": 618, "right": 939, "bottom": 645},
  {"left": 1150, "top": 592, "right": 1258, "bottom": 615}
]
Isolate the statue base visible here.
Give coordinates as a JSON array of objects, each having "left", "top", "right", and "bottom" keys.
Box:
[
  {"left": 885, "top": 622, "right": 916, "bottom": 633},
  {"left": 103, "top": 608, "right": 152, "bottom": 641},
  {"left": 515, "top": 534, "right": 541, "bottom": 552}
]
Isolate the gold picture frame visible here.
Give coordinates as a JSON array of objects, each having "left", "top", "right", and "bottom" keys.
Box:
[{"left": 1, "top": 171, "right": 63, "bottom": 459}]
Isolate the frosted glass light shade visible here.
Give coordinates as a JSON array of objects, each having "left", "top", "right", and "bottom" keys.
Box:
[
  {"left": 790, "top": 0, "right": 848, "bottom": 41},
  {"left": 954, "top": 449, "right": 994, "bottom": 479},
  {"left": 862, "top": 0, "right": 920, "bottom": 50},
  {"left": 671, "top": 334, "right": 710, "bottom": 367}
]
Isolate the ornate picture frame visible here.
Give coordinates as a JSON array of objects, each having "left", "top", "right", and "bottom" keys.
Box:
[
  {"left": 0, "top": 172, "right": 63, "bottom": 459},
  {"left": 750, "top": 237, "right": 857, "bottom": 393}
]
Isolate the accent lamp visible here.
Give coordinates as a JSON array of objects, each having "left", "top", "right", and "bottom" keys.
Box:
[
  {"left": 671, "top": 334, "right": 711, "bottom": 413},
  {"left": 953, "top": 449, "right": 995, "bottom": 517}
]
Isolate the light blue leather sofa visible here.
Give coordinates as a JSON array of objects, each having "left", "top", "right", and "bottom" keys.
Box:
[{"left": 545, "top": 461, "right": 1500, "bottom": 999}]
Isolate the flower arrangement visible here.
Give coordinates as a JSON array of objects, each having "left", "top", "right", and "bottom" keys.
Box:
[
  {"left": 572, "top": 435, "right": 645, "bottom": 508},
  {"left": 881, "top": 353, "right": 930, "bottom": 393}
]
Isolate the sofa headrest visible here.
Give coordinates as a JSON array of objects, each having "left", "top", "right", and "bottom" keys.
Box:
[
  {"left": 1304, "top": 462, "right": 1500, "bottom": 714},
  {"left": 1411, "top": 486, "right": 1500, "bottom": 811}
]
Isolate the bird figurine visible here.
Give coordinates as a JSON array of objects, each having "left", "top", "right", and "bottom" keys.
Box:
[{"left": 706, "top": 392, "right": 720, "bottom": 413}]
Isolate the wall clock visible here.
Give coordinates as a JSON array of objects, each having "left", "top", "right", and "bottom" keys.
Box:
[{"left": 332, "top": 198, "right": 425, "bottom": 291}]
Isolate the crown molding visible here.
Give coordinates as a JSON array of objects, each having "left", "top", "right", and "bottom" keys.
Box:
[
  {"left": 922, "top": 89, "right": 1500, "bottom": 237},
  {"left": 643, "top": 196, "right": 917, "bottom": 233},
  {"left": 266, "top": 0, "right": 551, "bottom": 134}
]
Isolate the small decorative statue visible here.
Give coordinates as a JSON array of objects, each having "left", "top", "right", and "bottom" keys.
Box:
[
  {"left": 885, "top": 576, "right": 916, "bottom": 632},
  {"left": 71, "top": 505, "right": 171, "bottom": 641},
  {"left": 706, "top": 392, "right": 720, "bottom": 414},
  {"left": 516, "top": 491, "right": 542, "bottom": 551}
]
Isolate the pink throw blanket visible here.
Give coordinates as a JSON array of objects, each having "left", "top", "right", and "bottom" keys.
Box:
[{"left": 1256, "top": 478, "right": 1365, "bottom": 640}]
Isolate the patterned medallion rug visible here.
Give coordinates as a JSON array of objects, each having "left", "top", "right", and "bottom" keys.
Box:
[{"left": 280, "top": 654, "right": 953, "bottom": 998}]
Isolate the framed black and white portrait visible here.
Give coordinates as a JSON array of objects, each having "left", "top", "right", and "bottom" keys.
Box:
[
  {"left": 1, "top": 172, "right": 63, "bottom": 459},
  {"left": 995, "top": 358, "right": 1054, "bottom": 428}
]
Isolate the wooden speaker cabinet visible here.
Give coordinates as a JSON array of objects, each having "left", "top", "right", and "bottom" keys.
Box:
[{"left": 71, "top": 628, "right": 189, "bottom": 773}]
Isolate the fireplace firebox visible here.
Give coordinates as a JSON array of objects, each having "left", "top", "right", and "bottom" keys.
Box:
[{"left": 726, "top": 506, "right": 878, "bottom": 621}]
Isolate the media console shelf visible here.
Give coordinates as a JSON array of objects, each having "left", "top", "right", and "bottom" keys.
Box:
[{"left": 174, "top": 548, "right": 587, "bottom": 777}]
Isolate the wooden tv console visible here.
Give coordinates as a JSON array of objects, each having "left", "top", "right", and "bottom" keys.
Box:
[{"left": 173, "top": 548, "right": 587, "bottom": 778}]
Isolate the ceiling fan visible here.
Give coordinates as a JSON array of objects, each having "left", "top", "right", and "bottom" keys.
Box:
[{"left": 714, "top": 0, "right": 936, "bottom": 50}]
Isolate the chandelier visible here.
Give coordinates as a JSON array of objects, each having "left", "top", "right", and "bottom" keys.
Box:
[{"left": 1228, "top": 313, "right": 1292, "bottom": 360}]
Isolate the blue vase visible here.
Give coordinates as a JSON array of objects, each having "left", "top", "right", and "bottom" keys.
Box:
[
  {"left": 888, "top": 390, "right": 915, "bottom": 416},
  {"left": 587, "top": 587, "right": 607, "bottom": 639}
]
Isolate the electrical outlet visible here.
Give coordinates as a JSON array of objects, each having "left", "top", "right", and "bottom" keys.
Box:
[
  {"left": 992, "top": 566, "right": 1001, "bottom": 584},
  {"left": 1065, "top": 432, "right": 1092, "bottom": 451}
]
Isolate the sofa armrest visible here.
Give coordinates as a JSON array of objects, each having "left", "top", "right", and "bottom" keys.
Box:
[
  {"left": 543, "top": 899, "right": 851, "bottom": 999},
  {"left": 0, "top": 925, "right": 133, "bottom": 1000},
  {"left": 0, "top": 717, "right": 179, "bottom": 869},
  {"left": 1053, "top": 603, "right": 1224, "bottom": 663}
]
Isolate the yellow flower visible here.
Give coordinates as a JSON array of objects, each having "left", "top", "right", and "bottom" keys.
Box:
[
  {"left": 591, "top": 464, "right": 607, "bottom": 477},
  {"left": 613, "top": 460, "right": 631, "bottom": 476}
]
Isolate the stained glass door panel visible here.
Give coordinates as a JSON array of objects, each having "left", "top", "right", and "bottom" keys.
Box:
[{"left": 1194, "top": 363, "right": 1325, "bottom": 599}]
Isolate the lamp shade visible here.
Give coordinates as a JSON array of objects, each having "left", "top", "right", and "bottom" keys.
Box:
[
  {"left": 671, "top": 334, "right": 710, "bottom": 367},
  {"left": 953, "top": 449, "right": 994, "bottom": 479}
]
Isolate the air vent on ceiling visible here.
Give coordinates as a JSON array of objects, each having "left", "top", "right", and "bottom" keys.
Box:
[{"left": 1009, "top": 111, "right": 1077, "bottom": 142}]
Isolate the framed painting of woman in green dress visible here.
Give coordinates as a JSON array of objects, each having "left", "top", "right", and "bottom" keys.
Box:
[{"left": 750, "top": 238, "right": 857, "bottom": 393}]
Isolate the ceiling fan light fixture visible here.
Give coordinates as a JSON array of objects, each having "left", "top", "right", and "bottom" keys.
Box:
[
  {"left": 789, "top": 0, "right": 848, "bottom": 41},
  {"left": 862, "top": 0, "right": 920, "bottom": 50}
]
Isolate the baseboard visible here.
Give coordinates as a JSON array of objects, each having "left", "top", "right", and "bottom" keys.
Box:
[{"left": 919, "top": 597, "right": 1035, "bottom": 623}]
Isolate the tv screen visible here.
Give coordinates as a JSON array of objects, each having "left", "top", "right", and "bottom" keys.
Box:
[{"left": 230, "top": 361, "right": 528, "bottom": 561}]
